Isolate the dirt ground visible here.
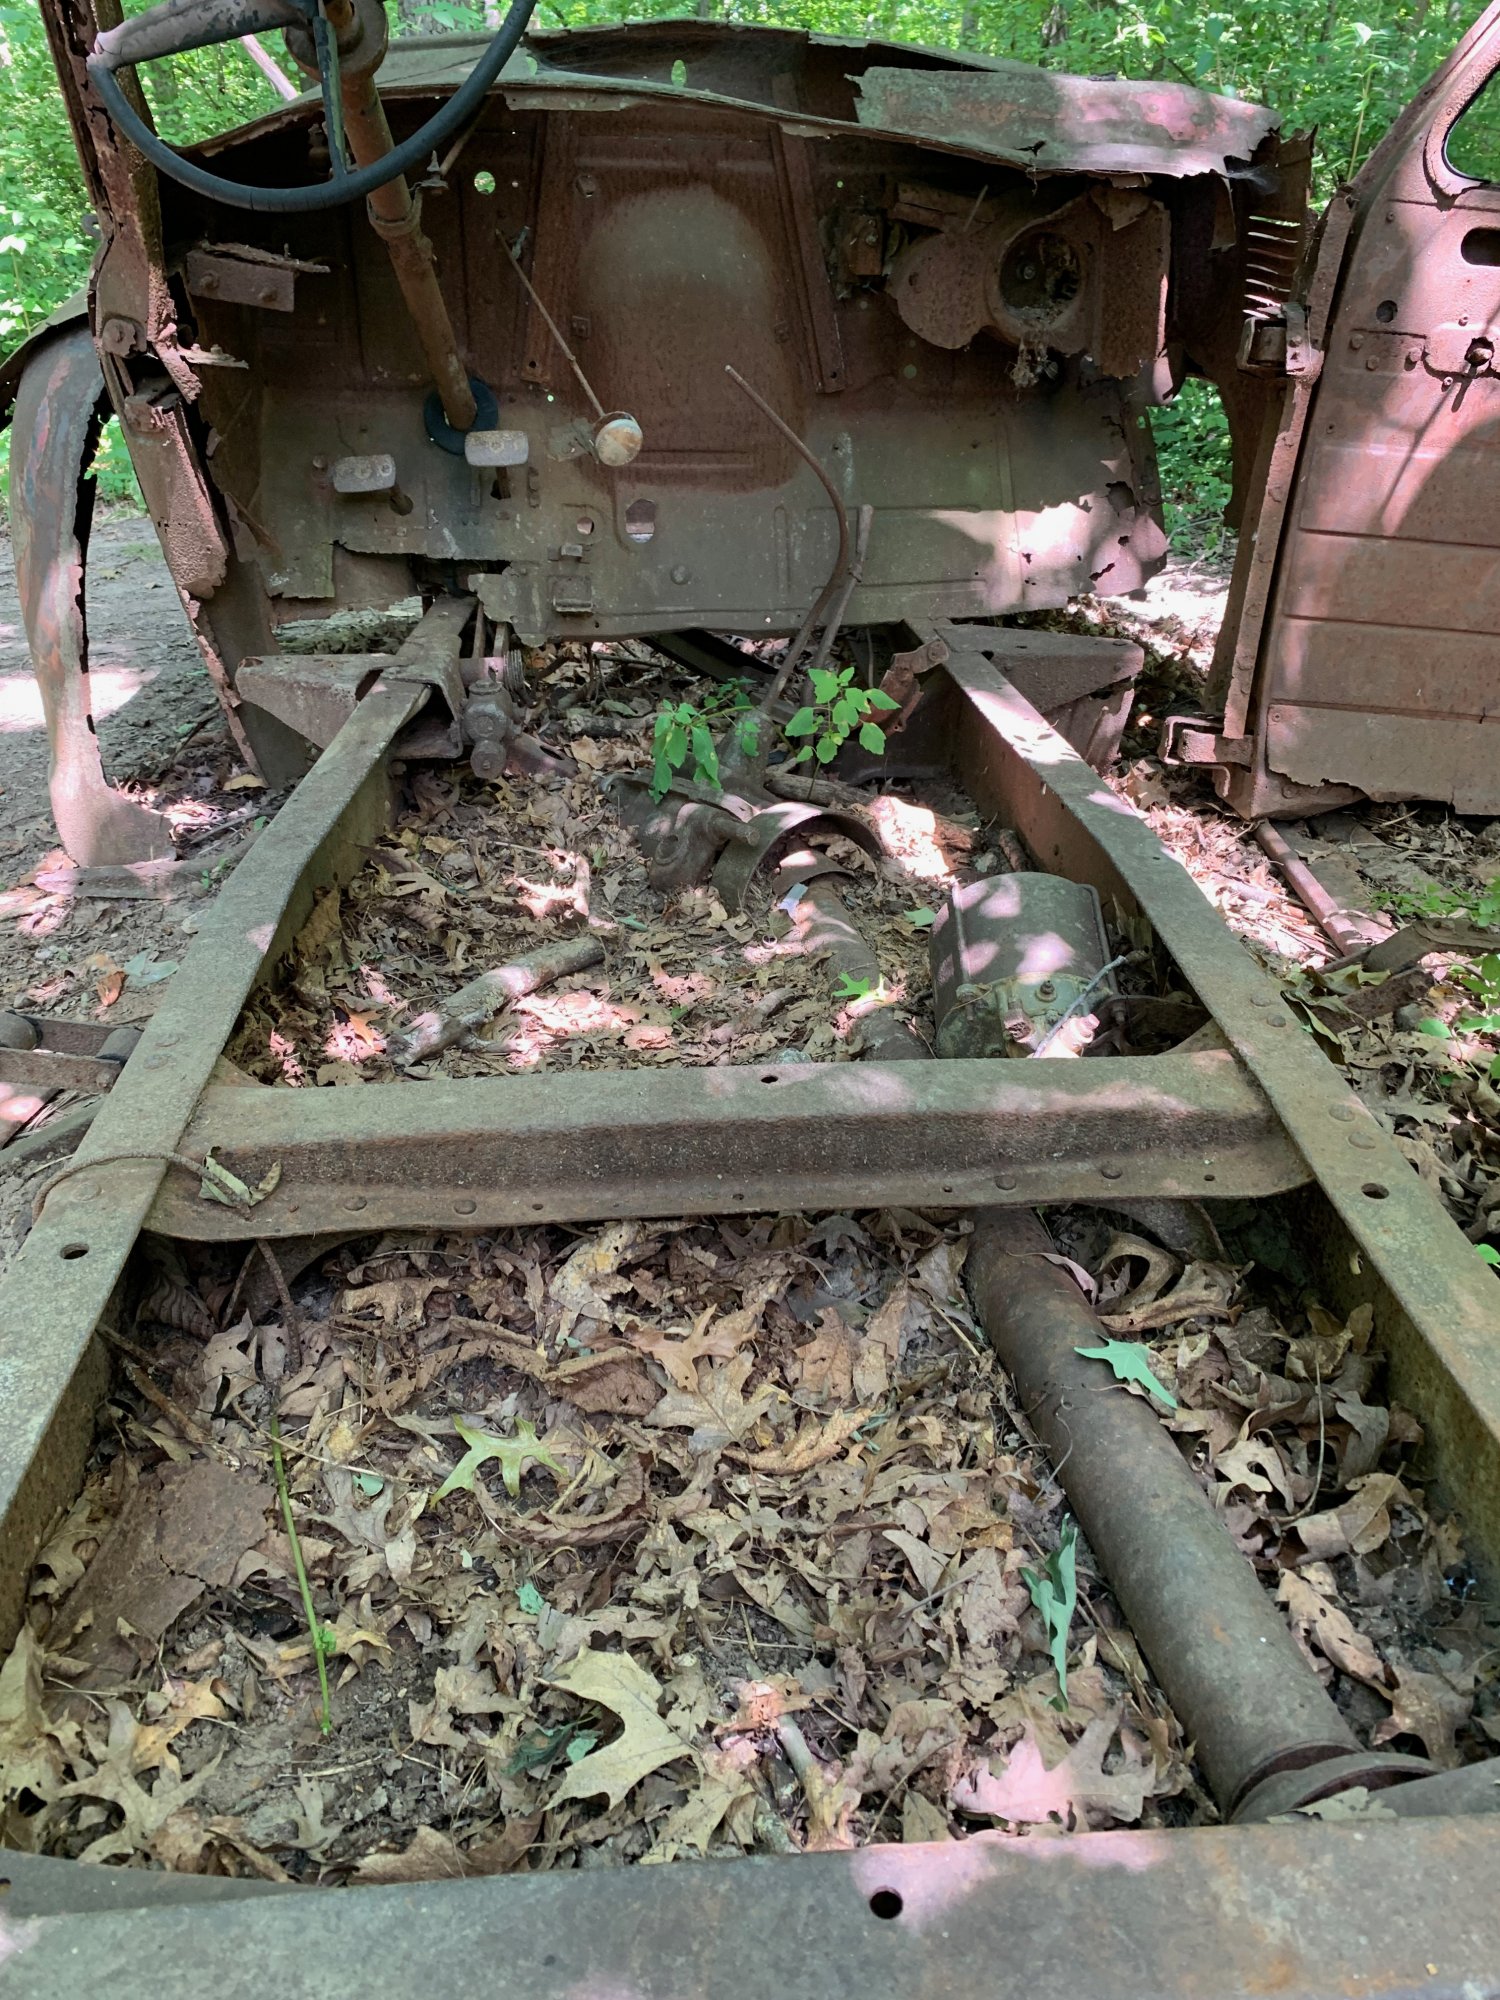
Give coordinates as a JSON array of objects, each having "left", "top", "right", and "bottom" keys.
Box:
[{"left": 1, "top": 522, "right": 1497, "bottom": 1881}]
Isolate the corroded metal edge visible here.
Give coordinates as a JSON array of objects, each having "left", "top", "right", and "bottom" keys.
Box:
[
  {"left": 3, "top": 1818, "right": 1499, "bottom": 1996},
  {"left": 0, "top": 677, "right": 424, "bottom": 1653},
  {"left": 145, "top": 1048, "right": 1305, "bottom": 1240}
]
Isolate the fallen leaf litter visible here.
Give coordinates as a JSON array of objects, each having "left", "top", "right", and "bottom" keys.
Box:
[
  {"left": 6, "top": 1204, "right": 1495, "bottom": 1880},
  {"left": 3, "top": 618, "right": 1498, "bottom": 1882},
  {"left": 228, "top": 648, "right": 967, "bottom": 1085}
]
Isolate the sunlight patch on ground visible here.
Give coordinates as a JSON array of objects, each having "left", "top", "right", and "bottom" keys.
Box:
[{"left": 0, "top": 664, "right": 152, "bottom": 733}]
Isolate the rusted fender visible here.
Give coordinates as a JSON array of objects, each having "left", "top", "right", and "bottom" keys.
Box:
[
  {"left": 0, "top": 290, "right": 87, "bottom": 431},
  {"left": 9, "top": 329, "right": 175, "bottom": 866}
]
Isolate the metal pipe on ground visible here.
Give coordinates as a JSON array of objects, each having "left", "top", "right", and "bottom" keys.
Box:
[
  {"left": 791, "top": 875, "right": 928, "bottom": 1062},
  {"left": 962, "top": 1206, "right": 1429, "bottom": 1817},
  {"left": 1253, "top": 821, "right": 1375, "bottom": 958},
  {"left": 1233, "top": 1748, "right": 1498, "bottom": 1822}
]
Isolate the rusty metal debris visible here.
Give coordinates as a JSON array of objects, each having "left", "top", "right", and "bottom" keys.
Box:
[
  {"left": 1, "top": 606, "right": 1499, "bottom": 1983},
  {"left": 9, "top": 330, "right": 175, "bottom": 868},
  {"left": 966, "top": 1208, "right": 1436, "bottom": 1817},
  {"left": 930, "top": 874, "right": 1114, "bottom": 1059},
  {"left": 1251, "top": 820, "right": 1381, "bottom": 957}
]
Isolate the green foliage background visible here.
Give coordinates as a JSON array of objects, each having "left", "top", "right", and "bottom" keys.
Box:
[{"left": 0, "top": 0, "right": 1489, "bottom": 524}]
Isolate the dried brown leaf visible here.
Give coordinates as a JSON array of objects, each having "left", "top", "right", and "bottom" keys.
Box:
[
  {"left": 645, "top": 1353, "right": 784, "bottom": 1451},
  {"left": 1278, "top": 1570, "right": 1388, "bottom": 1689},
  {"left": 728, "top": 1405, "right": 870, "bottom": 1474},
  {"left": 545, "top": 1648, "right": 691, "bottom": 1810},
  {"left": 951, "top": 1716, "right": 1150, "bottom": 1829},
  {"left": 1372, "top": 1661, "right": 1472, "bottom": 1767}
]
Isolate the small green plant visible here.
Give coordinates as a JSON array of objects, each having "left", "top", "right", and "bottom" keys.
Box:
[
  {"left": 1395, "top": 878, "right": 1500, "bottom": 932},
  {"left": 1417, "top": 953, "right": 1500, "bottom": 1083},
  {"left": 1390, "top": 883, "right": 1500, "bottom": 1079},
  {"left": 1022, "top": 1516, "right": 1078, "bottom": 1708},
  {"left": 270, "top": 1414, "right": 333, "bottom": 1736},
  {"left": 784, "top": 665, "right": 899, "bottom": 767},
  {"left": 650, "top": 685, "right": 759, "bottom": 801}
]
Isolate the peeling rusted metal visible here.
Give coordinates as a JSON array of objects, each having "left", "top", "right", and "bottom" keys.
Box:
[
  {"left": 9, "top": 329, "right": 175, "bottom": 867},
  {"left": 8, "top": 1811, "right": 1500, "bottom": 1995},
  {"left": 15, "top": 9, "right": 1197, "bottom": 764},
  {"left": 853, "top": 61, "right": 1279, "bottom": 178},
  {"left": 143, "top": 1044, "right": 1302, "bottom": 1240},
  {"left": 1176, "top": 6, "right": 1500, "bottom": 816},
  {"left": 8, "top": 5, "right": 1500, "bottom": 1974},
  {"left": 930, "top": 874, "right": 1112, "bottom": 1059}
]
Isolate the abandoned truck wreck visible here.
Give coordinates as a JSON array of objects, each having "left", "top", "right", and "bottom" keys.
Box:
[
  {"left": 5, "top": 4, "right": 1306, "bottom": 868},
  {"left": 7, "top": 3, "right": 1500, "bottom": 1995}
]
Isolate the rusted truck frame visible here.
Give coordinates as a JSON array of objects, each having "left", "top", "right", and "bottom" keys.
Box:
[
  {"left": 4, "top": 607, "right": 1500, "bottom": 1992},
  {"left": 5, "top": 6, "right": 1500, "bottom": 1994}
]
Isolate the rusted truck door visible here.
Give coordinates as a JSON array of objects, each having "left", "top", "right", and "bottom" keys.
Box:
[{"left": 1174, "top": 3, "right": 1500, "bottom": 817}]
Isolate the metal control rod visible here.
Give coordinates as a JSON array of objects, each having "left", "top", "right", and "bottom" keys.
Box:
[{"left": 324, "top": 2, "right": 476, "bottom": 433}]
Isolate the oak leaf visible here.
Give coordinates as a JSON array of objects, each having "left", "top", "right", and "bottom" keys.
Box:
[
  {"left": 1278, "top": 1571, "right": 1387, "bottom": 1689},
  {"left": 550, "top": 1221, "right": 644, "bottom": 1337},
  {"left": 629, "top": 1304, "right": 761, "bottom": 1392},
  {"left": 951, "top": 1716, "right": 1149, "bottom": 1828},
  {"left": 645, "top": 1352, "right": 784, "bottom": 1451},
  {"left": 1372, "top": 1660, "right": 1471, "bottom": 1767},
  {"left": 545, "top": 1649, "right": 691, "bottom": 1809},
  {"left": 728, "top": 1405, "right": 870, "bottom": 1474},
  {"left": 432, "top": 1416, "right": 566, "bottom": 1501}
]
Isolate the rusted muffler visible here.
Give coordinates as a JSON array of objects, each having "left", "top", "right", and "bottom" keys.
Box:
[{"left": 964, "top": 1209, "right": 1435, "bottom": 1817}]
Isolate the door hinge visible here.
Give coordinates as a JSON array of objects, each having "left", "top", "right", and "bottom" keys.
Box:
[{"left": 1237, "top": 302, "right": 1319, "bottom": 380}]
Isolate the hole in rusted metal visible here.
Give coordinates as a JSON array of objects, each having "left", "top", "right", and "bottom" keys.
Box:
[
  {"left": 59, "top": 1243, "right": 89, "bottom": 1260},
  {"left": 473, "top": 170, "right": 496, "bottom": 195},
  {"left": 868, "top": 1889, "right": 904, "bottom": 1920},
  {"left": 1361, "top": 1183, "right": 1390, "bottom": 1200},
  {"left": 760, "top": 1072, "right": 781, "bottom": 1083},
  {"left": 624, "top": 499, "right": 656, "bottom": 544},
  {"left": 1462, "top": 227, "right": 1500, "bottom": 265},
  {"left": 1375, "top": 299, "right": 1398, "bottom": 323}
]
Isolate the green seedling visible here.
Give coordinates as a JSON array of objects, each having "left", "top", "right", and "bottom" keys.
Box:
[
  {"left": 1022, "top": 1517, "right": 1078, "bottom": 1707},
  {"left": 650, "top": 685, "right": 760, "bottom": 801},
  {"left": 784, "top": 665, "right": 899, "bottom": 766}
]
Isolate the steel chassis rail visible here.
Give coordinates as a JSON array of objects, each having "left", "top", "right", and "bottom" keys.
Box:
[
  {"left": 3, "top": 618, "right": 1499, "bottom": 1992},
  {"left": 4, "top": 1815, "right": 1500, "bottom": 1997}
]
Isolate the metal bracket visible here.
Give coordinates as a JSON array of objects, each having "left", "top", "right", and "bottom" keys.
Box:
[{"left": 1159, "top": 716, "right": 1253, "bottom": 769}]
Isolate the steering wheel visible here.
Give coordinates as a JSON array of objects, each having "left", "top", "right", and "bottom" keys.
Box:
[{"left": 86, "top": 0, "right": 538, "bottom": 214}]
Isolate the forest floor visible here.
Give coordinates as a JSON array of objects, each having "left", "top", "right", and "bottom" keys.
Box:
[{"left": 1, "top": 522, "right": 1496, "bottom": 1882}]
